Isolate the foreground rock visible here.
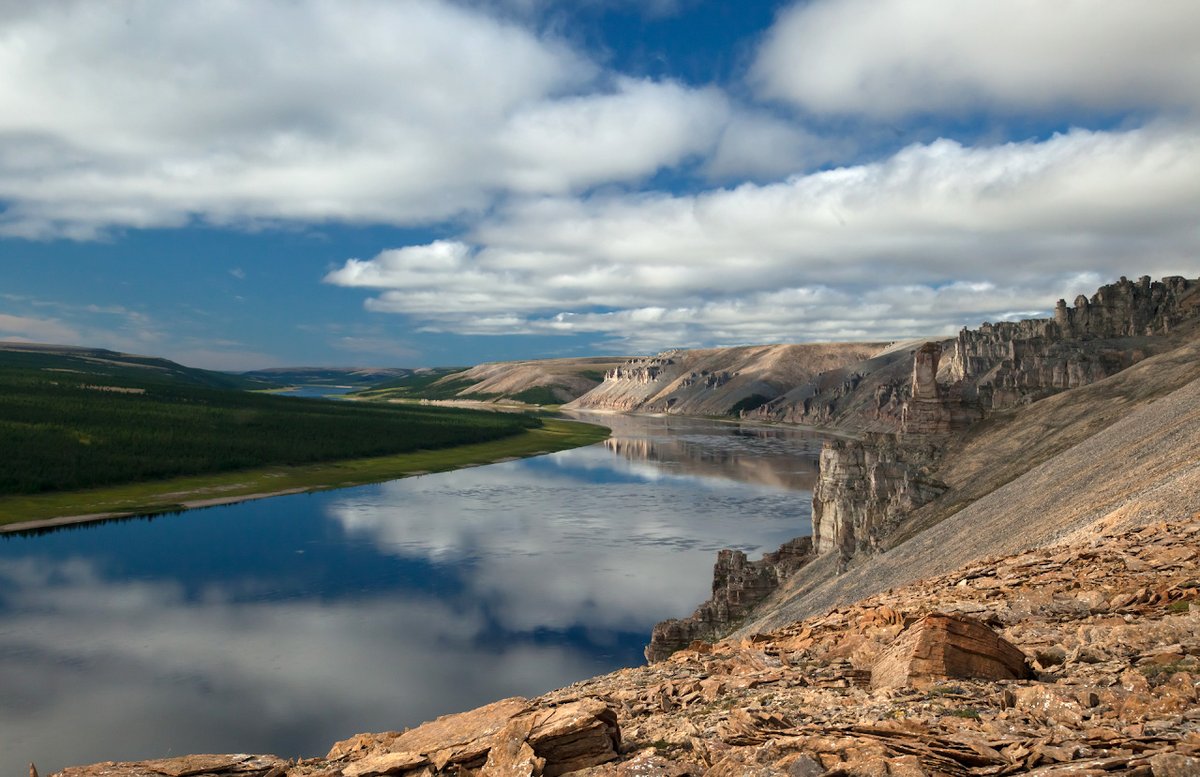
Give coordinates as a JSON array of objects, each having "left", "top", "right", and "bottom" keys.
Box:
[
  {"left": 869, "top": 613, "right": 1032, "bottom": 690},
  {"left": 50, "top": 514, "right": 1200, "bottom": 776},
  {"left": 327, "top": 698, "right": 619, "bottom": 777}
]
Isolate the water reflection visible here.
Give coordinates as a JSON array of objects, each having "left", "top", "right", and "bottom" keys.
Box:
[{"left": 0, "top": 414, "right": 822, "bottom": 774}]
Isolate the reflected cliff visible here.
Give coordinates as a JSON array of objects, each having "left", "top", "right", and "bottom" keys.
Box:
[
  {"left": 0, "top": 414, "right": 822, "bottom": 775},
  {"left": 574, "top": 412, "right": 822, "bottom": 492}
]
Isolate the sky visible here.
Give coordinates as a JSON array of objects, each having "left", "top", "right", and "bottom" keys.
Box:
[{"left": 1, "top": 0, "right": 1198, "bottom": 370}]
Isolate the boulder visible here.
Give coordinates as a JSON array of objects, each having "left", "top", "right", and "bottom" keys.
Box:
[
  {"left": 869, "top": 613, "right": 1032, "bottom": 689},
  {"left": 330, "top": 697, "right": 619, "bottom": 777}
]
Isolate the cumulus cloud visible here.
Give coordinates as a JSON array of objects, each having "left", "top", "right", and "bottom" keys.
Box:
[
  {"left": 0, "top": 1, "right": 785, "bottom": 239},
  {"left": 326, "top": 124, "right": 1200, "bottom": 351},
  {"left": 754, "top": 0, "right": 1200, "bottom": 118}
]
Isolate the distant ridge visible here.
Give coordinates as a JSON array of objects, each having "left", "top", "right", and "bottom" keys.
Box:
[{"left": 0, "top": 341, "right": 277, "bottom": 391}]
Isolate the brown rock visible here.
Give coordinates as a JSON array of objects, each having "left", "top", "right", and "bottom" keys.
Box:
[
  {"left": 1150, "top": 752, "right": 1200, "bottom": 776},
  {"left": 527, "top": 699, "right": 620, "bottom": 776},
  {"left": 331, "top": 697, "right": 618, "bottom": 777},
  {"left": 52, "top": 755, "right": 288, "bottom": 777},
  {"left": 869, "top": 613, "right": 1032, "bottom": 689},
  {"left": 480, "top": 716, "right": 544, "bottom": 777},
  {"left": 646, "top": 538, "right": 814, "bottom": 662}
]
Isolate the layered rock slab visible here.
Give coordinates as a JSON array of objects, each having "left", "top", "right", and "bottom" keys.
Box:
[
  {"left": 869, "top": 613, "right": 1032, "bottom": 689},
  {"left": 328, "top": 697, "right": 619, "bottom": 777}
]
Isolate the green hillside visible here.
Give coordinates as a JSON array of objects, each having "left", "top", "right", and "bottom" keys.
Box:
[
  {"left": 0, "top": 343, "right": 277, "bottom": 390},
  {"left": 0, "top": 347, "right": 539, "bottom": 497}
]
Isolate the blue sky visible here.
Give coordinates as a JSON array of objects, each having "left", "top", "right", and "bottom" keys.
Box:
[{"left": 1, "top": 0, "right": 1198, "bottom": 370}]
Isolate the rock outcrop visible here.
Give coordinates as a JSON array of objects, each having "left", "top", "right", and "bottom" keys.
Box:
[
  {"left": 868, "top": 613, "right": 1032, "bottom": 690},
  {"left": 942, "top": 275, "right": 1199, "bottom": 410},
  {"left": 811, "top": 436, "right": 947, "bottom": 564},
  {"left": 645, "top": 538, "right": 813, "bottom": 662},
  {"left": 326, "top": 697, "right": 620, "bottom": 777},
  {"left": 899, "top": 342, "right": 953, "bottom": 436}
]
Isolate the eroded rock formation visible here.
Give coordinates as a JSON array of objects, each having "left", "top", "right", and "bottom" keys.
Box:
[
  {"left": 899, "top": 342, "right": 953, "bottom": 435},
  {"left": 566, "top": 343, "right": 887, "bottom": 417},
  {"left": 810, "top": 436, "right": 947, "bottom": 565},
  {"left": 645, "top": 538, "right": 813, "bottom": 662},
  {"left": 869, "top": 613, "right": 1032, "bottom": 690},
  {"left": 942, "top": 275, "right": 1199, "bottom": 410}
]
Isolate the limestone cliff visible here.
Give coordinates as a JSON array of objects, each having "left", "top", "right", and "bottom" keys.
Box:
[
  {"left": 942, "top": 274, "right": 1199, "bottom": 410},
  {"left": 564, "top": 343, "right": 887, "bottom": 417},
  {"left": 811, "top": 436, "right": 947, "bottom": 565}
]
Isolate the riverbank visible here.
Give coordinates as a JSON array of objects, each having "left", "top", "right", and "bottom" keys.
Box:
[{"left": 0, "top": 417, "right": 609, "bottom": 532}]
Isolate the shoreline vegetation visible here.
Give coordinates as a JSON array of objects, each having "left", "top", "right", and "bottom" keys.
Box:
[{"left": 0, "top": 417, "right": 609, "bottom": 533}]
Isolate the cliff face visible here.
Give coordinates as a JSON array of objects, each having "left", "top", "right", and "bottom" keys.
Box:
[
  {"left": 943, "top": 275, "right": 1199, "bottom": 410},
  {"left": 644, "top": 538, "right": 813, "bottom": 663},
  {"left": 565, "top": 343, "right": 887, "bottom": 417},
  {"left": 649, "top": 274, "right": 1200, "bottom": 662},
  {"left": 811, "top": 436, "right": 947, "bottom": 565}
]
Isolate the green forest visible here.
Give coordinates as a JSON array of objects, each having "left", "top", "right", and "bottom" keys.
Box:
[{"left": 0, "top": 357, "right": 539, "bottom": 496}]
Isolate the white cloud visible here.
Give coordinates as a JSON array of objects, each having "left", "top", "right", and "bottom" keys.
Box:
[
  {"left": 326, "top": 124, "right": 1200, "bottom": 350},
  {"left": 497, "top": 78, "right": 730, "bottom": 193},
  {"left": 705, "top": 112, "right": 840, "bottom": 181},
  {"left": 0, "top": 1, "right": 777, "bottom": 239},
  {"left": 754, "top": 0, "right": 1200, "bottom": 118},
  {"left": 0, "top": 312, "right": 81, "bottom": 344}
]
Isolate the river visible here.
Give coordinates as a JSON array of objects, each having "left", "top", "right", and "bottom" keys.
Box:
[{"left": 0, "top": 413, "right": 824, "bottom": 774}]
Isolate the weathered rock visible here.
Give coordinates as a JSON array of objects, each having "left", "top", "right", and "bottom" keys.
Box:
[
  {"left": 811, "top": 436, "right": 946, "bottom": 563},
  {"left": 51, "top": 755, "right": 288, "bottom": 777},
  {"left": 565, "top": 343, "right": 886, "bottom": 417},
  {"left": 645, "top": 538, "right": 814, "bottom": 662},
  {"left": 942, "top": 275, "right": 1200, "bottom": 410},
  {"left": 329, "top": 697, "right": 619, "bottom": 777},
  {"left": 899, "top": 342, "right": 952, "bottom": 436},
  {"left": 1150, "top": 752, "right": 1200, "bottom": 776},
  {"left": 869, "top": 613, "right": 1032, "bottom": 689}
]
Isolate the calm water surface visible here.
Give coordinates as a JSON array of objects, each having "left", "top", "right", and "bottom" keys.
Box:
[{"left": 0, "top": 413, "right": 823, "bottom": 773}]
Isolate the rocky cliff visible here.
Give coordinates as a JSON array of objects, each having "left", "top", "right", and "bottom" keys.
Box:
[
  {"left": 746, "top": 275, "right": 1200, "bottom": 430},
  {"left": 644, "top": 538, "right": 813, "bottom": 663},
  {"left": 564, "top": 343, "right": 887, "bottom": 417},
  {"left": 650, "top": 274, "right": 1200, "bottom": 662},
  {"left": 942, "top": 274, "right": 1199, "bottom": 410}
]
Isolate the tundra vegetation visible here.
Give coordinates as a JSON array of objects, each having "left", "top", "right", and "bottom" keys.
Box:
[{"left": 0, "top": 349, "right": 608, "bottom": 525}]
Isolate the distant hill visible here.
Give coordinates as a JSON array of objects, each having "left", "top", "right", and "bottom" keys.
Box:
[
  {"left": 565, "top": 342, "right": 891, "bottom": 417},
  {"left": 355, "top": 357, "right": 628, "bottom": 405},
  {"left": 0, "top": 342, "right": 277, "bottom": 391},
  {"left": 240, "top": 366, "right": 415, "bottom": 388}
]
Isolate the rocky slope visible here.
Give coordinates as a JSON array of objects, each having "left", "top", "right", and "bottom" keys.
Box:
[
  {"left": 50, "top": 513, "right": 1200, "bottom": 776},
  {"left": 646, "top": 274, "right": 1200, "bottom": 659},
  {"left": 564, "top": 343, "right": 889, "bottom": 418}
]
